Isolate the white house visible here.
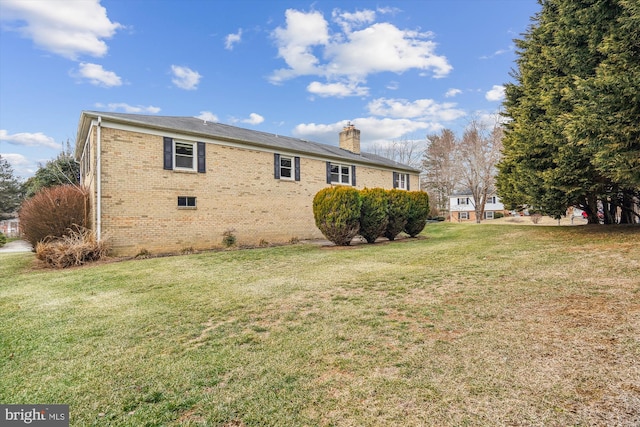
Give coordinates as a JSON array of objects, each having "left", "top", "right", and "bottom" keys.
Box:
[{"left": 448, "top": 192, "right": 507, "bottom": 222}]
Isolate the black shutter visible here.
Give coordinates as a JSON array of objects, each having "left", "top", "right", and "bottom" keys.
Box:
[
  {"left": 326, "top": 162, "right": 332, "bottom": 184},
  {"left": 406, "top": 174, "right": 410, "bottom": 191},
  {"left": 351, "top": 165, "right": 356, "bottom": 187},
  {"left": 294, "top": 156, "right": 300, "bottom": 181},
  {"left": 274, "top": 153, "right": 281, "bottom": 179},
  {"left": 163, "top": 137, "right": 173, "bottom": 170},
  {"left": 393, "top": 172, "right": 398, "bottom": 188},
  {"left": 197, "top": 142, "right": 206, "bottom": 173}
]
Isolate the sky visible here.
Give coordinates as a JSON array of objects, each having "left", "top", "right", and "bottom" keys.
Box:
[{"left": 0, "top": 0, "right": 541, "bottom": 179}]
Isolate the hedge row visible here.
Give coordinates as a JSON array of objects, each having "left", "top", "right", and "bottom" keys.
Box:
[{"left": 313, "top": 187, "right": 429, "bottom": 246}]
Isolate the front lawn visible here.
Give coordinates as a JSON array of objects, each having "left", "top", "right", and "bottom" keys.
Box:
[{"left": 1, "top": 223, "right": 639, "bottom": 426}]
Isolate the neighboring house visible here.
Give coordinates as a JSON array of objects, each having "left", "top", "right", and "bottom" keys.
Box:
[
  {"left": 0, "top": 218, "right": 20, "bottom": 237},
  {"left": 449, "top": 192, "right": 506, "bottom": 222},
  {"left": 75, "top": 112, "right": 421, "bottom": 256}
]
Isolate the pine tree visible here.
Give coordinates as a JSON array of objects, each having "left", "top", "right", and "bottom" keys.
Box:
[
  {"left": 497, "top": 0, "right": 639, "bottom": 224},
  {"left": 0, "top": 155, "right": 23, "bottom": 219}
]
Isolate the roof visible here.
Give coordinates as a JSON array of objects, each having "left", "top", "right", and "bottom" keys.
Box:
[{"left": 76, "top": 111, "right": 420, "bottom": 173}]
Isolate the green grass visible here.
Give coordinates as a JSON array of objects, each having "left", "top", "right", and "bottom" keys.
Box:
[{"left": 1, "top": 223, "right": 639, "bottom": 426}]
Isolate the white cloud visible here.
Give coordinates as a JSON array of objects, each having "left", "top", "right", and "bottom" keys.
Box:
[
  {"left": 0, "top": 129, "right": 60, "bottom": 149},
  {"left": 196, "top": 111, "right": 219, "bottom": 122},
  {"left": 269, "top": 9, "right": 452, "bottom": 91},
  {"left": 445, "top": 88, "right": 462, "bottom": 98},
  {"left": 332, "top": 8, "right": 376, "bottom": 33},
  {"left": 0, "top": 153, "right": 35, "bottom": 178},
  {"left": 485, "top": 85, "right": 506, "bottom": 101},
  {"left": 94, "top": 103, "right": 160, "bottom": 114},
  {"left": 307, "top": 81, "right": 369, "bottom": 98},
  {"left": 293, "top": 117, "right": 440, "bottom": 150},
  {"left": 242, "top": 113, "right": 264, "bottom": 125},
  {"left": 225, "top": 29, "right": 242, "bottom": 50},
  {"left": 0, "top": 0, "right": 122, "bottom": 60},
  {"left": 367, "top": 97, "right": 466, "bottom": 122},
  {"left": 480, "top": 45, "right": 514, "bottom": 60},
  {"left": 386, "top": 81, "right": 399, "bottom": 90},
  {"left": 171, "top": 65, "right": 202, "bottom": 90},
  {"left": 76, "top": 63, "right": 122, "bottom": 87},
  {"left": 270, "top": 9, "right": 329, "bottom": 84}
]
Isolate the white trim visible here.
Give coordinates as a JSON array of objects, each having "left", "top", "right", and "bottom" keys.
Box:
[
  {"left": 329, "top": 162, "right": 352, "bottom": 185},
  {"left": 96, "top": 116, "right": 102, "bottom": 241},
  {"left": 173, "top": 140, "right": 197, "bottom": 171}
]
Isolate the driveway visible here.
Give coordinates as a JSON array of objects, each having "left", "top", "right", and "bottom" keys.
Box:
[{"left": 0, "top": 240, "right": 33, "bottom": 253}]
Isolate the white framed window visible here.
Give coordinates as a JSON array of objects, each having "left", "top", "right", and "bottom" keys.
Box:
[
  {"left": 459, "top": 212, "right": 469, "bottom": 220},
  {"left": 488, "top": 196, "right": 497, "bottom": 204},
  {"left": 457, "top": 197, "right": 470, "bottom": 205},
  {"left": 178, "top": 196, "right": 197, "bottom": 209},
  {"left": 279, "top": 155, "right": 293, "bottom": 180},
  {"left": 484, "top": 211, "right": 494, "bottom": 219},
  {"left": 174, "top": 141, "right": 196, "bottom": 170},
  {"left": 330, "top": 163, "right": 352, "bottom": 185}
]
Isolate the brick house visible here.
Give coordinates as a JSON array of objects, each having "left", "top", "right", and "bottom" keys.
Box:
[
  {"left": 449, "top": 192, "right": 507, "bottom": 222},
  {"left": 75, "top": 111, "right": 420, "bottom": 255}
]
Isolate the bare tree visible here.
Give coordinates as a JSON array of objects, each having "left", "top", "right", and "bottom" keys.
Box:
[
  {"left": 455, "top": 120, "right": 503, "bottom": 223},
  {"left": 370, "top": 137, "right": 425, "bottom": 170},
  {"left": 421, "top": 129, "right": 457, "bottom": 215}
]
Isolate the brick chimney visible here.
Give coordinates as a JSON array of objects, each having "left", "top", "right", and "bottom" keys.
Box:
[{"left": 339, "top": 123, "right": 360, "bottom": 154}]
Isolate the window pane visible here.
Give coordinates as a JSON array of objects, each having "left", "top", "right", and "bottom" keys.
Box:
[
  {"left": 175, "top": 143, "right": 194, "bottom": 169},
  {"left": 331, "top": 173, "right": 339, "bottom": 182},
  {"left": 178, "top": 197, "right": 186, "bottom": 206},
  {"left": 331, "top": 165, "right": 339, "bottom": 173},
  {"left": 341, "top": 166, "right": 349, "bottom": 175},
  {"left": 341, "top": 174, "right": 350, "bottom": 184},
  {"left": 280, "top": 158, "right": 292, "bottom": 168},
  {"left": 281, "top": 168, "right": 292, "bottom": 178}
]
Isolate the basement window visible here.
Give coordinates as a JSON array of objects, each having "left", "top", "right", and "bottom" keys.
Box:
[{"left": 178, "top": 196, "right": 197, "bottom": 209}]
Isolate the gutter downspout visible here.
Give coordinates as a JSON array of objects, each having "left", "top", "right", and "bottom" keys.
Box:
[{"left": 96, "top": 116, "right": 102, "bottom": 241}]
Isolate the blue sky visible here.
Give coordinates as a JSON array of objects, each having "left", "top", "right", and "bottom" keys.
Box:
[{"left": 0, "top": 0, "right": 540, "bottom": 178}]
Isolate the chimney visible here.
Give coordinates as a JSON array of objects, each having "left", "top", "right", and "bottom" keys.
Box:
[{"left": 339, "top": 122, "right": 360, "bottom": 154}]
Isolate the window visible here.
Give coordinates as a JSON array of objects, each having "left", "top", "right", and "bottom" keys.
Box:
[
  {"left": 393, "top": 172, "right": 410, "bottom": 190},
  {"left": 457, "top": 197, "right": 470, "bottom": 205},
  {"left": 178, "top": 196, "right": 196, "bottom": 208},
  {"left": 459, "top": 212, "right": 469, "bottom": 220},
  {"left": 487, "top": 196, "right": 497, "bottom": 204},
  {"left": 274, "top": 154, "right": 300, "bottom": 181},
  {"left": 175, "top": 142, "right": 195, "bottom": 169},
  {"left": 164, "top": 137, "right": 206, "bottom": 173},
  {"left": 484, "top": 211, "right": 494, "bottom": 220},
  {"left": 327, "top": 162, "right": 355, "bottom": 186}
]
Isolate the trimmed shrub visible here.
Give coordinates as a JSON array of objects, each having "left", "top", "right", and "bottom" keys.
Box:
[
  {"left": 35, "top": 226, "right": 109, "bottom": 268},
  {"left": 384, "top": 189, "right": 410, "bottom": 241},
  {"left": 404, "top": 191, "right": 430, "bottom": 237},
  {"left": 359, "top": 188, "right": 389, "bottom": 243},
  {"left": 0, "top": 232, "right": 6, "bottom": 247},
  {"left": 20, "top": 185, "right": 89, "bottom": 246},
  {"left": 313, "top": 186, "right": 362, "bottom": 246}
]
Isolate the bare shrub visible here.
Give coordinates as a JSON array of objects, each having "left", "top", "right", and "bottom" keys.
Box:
[
  {"left": 35, "top": 227, "right": 109, "bottom": 268},
  {"left": 20, "top": 185, "right": 89, "bottom": 246},
  {"left": 530, "top": 213, "right": 543, "bottom": 224}
]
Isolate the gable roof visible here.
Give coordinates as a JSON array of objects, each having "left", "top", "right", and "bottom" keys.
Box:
[{"left": 76, "top": 111, "right": 420, "bottom": 173}]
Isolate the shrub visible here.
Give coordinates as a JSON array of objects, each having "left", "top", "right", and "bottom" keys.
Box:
[
  {"left": 359, "top": 188, "right": 389, "bottom": 243},
  {"left": 19, "top": 185, "right": 89, "bottom": 246},
  {"left": 313, "top": 186, "right": 362, "bottom": 246},
  {"left": 35, "top": 226, "right": 109, "bottom": 268},
  {"left": 494, "top": 211, "right": 504, "bottom": 219},
  {"left": 530, "top": 213, "right": 543, "bottom": 224},
  {"left": 222, "top": 229, "right": 237, "bottom": 247},
  {"left": 384, "top": 189, "right": 410, "bottom": 241},
  {"left": 404, "top": 191, "right": 430, "bottom": 237},
  {"left": 0, "top": 232, "right": 6, "bottom": 247}
]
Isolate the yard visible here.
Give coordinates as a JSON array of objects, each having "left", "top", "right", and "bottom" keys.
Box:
[{"left": 1, "top": 223, "right": 639, "bottom": 426}]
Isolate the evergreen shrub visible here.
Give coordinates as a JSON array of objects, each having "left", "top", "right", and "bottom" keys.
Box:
[
  {"left": 0, "top": 232, "right": 6, "bottom": 247},
  {"left": 313, "top": 187, "right": 362, "bottom": 246},
  {"left": 384, "top": 189, "right": 410, "bottom": 241},
  {"left": 359, "top": 188, "right": 389, "bottom": 243},
  {"left": 404, "top": 191, "right": 430, "bottom": 237}
]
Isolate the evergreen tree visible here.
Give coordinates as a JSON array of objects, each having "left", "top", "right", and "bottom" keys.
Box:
[
  {"left": 497, "top": 0, "right": 639, "bottom": 224},
  {"left": 23, "top": 141, "right": 80, "bottom": 198},
  {"left": 0, "top": 155, "right": 23, "bottom": 219}
]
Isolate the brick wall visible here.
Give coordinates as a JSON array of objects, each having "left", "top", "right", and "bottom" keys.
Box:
[{"left": 95, "top": 126, "right": 419, "bottom": 256}]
